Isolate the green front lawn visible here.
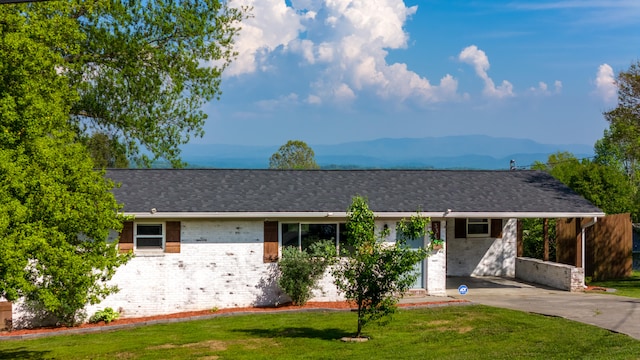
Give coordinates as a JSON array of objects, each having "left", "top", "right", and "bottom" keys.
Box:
[
  {"left": 588, "top": 270, "right": 640, "bottom": 298},
  {"left": 1, "top": 305, "right": 639, "bottom": 359}
]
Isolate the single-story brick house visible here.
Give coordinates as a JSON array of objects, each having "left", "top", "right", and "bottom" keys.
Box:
[{"left": 5, "top": 169, "right": 604, "bottom": 326}]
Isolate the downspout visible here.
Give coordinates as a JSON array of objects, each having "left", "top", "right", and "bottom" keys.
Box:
[{"left": 580, "top": 217, "right": 598, "bottom": 288}]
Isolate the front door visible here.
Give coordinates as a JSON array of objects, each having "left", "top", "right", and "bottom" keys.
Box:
[{"left": 405, "top": 235, "right": 425, "bottom": 289}]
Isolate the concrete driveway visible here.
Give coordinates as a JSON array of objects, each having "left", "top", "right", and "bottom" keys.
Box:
[{"left": 445, "top": 276, "right": 640, "bottom": 340}]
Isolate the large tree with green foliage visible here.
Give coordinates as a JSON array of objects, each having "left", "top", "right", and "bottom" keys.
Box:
[
  {"left": 0, "top": 2, "right": 130, "bottom": 326},
  {"left": 603, "top": 60, "right": 640, "bottom": 182},
  {"left": 269, "top": 140, "right": 320, "bottom": 169},
  {"left": 3, "top": 0, "right": 244, "bottom": 167},
  {"left": 333, "top": 196, "right": 431, "bottom": 338},
  {"left": 83, "top": 132, "right": 130, "bottom": 168},
  {"left": 533, "top": 152, "right": 637, "bottom": 220}
]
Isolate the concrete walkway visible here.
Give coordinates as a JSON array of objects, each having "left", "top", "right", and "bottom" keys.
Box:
[{"left": 444, "top": 276, "right": 640, "bottom": 340}]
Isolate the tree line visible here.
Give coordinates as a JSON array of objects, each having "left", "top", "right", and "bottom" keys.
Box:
[
  {"left": 533, "top": 61, "right": 640, "bottom": 223},
  {"left": 521, "top": 61, "right": 640, "bottom": 260}
]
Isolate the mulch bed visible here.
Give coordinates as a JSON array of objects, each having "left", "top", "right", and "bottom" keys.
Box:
[
  {"left": 584, "top": 286, "right": 614, "bottom": 293},
  {"left": 1, "top": 299, "right": 468, "bottom": 339}
]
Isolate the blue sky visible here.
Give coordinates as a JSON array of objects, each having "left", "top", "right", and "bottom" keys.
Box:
[{"left": 198, "top": 0, "right": 640, "bottom": 147}]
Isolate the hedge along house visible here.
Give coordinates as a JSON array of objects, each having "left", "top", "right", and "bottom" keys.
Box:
[{"left": 77, "top": 169, "right": 603, "bottom": 319}]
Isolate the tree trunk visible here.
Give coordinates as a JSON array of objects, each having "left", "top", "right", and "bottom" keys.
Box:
[{"left": 356, "top": 306, "right": 363, "bottom": 337}]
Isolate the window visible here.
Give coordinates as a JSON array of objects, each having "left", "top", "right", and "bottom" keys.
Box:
[
  {"left": 282, "top": 223, "right": 350, "bottom": 255},
  {"left": 135, "top": 223, "right": 164, "bottom": 250},
  {"left": 337, "top": 223, "right": 352, "bottom": 256},
  {"left": 119, "top": 221, "right": 181, "bottom": 253},
  {"left": 467, "top": 218, "right": 489, "bottom": 237},
  {"left": 454, "top": 218, "right": 502, "bottom": 238}
]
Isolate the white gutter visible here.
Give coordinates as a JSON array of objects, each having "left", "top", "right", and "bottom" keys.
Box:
[
  {"left": 125, "top": 211, "right": 606, "bottom": 220},
  {"left": 441, "top": 211, "right": 605, "bottom": 219},
  {"left": 127, "top": 212, "right": 351, "bottom": 219}
]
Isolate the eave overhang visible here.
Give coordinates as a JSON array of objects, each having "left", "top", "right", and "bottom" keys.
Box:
[{"left": 125, "top": 211, "right": 606, "bottom": 220}]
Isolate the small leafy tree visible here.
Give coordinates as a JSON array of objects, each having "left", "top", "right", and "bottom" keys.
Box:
[
  {"left": 333, "top": 196, "right": 430, "bottom": 338},
  {"left": 269, "top": 140, "right": 320, "bottom": 169},
  {"left": 278, "top": 240, "right": 337, "bottom": 306}
]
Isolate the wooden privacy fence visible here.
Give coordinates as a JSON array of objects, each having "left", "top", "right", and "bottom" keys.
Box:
[{"left": 556, "top": 213, "right": 632, "bottom": 281}]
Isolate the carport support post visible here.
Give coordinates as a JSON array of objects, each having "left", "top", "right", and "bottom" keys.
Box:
[
  {"left": 575, "top": 218, "right": 582, "bottom": 268},
  {"left": 543, "top": 218, "right": 549, "bottom": 261},
  {"left": 516, "top": 219, "right": 523, "bottom": 257},
  {"left": 580, "top": 217, "right": 598, "bottom": 276}
]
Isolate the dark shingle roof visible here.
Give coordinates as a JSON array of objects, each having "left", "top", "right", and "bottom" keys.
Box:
[{"left": 105, "top": 169, "right": 603, "bottom": 216}]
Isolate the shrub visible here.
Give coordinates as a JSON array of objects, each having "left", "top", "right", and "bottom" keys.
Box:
[
  {"left": 278, "top": 240, "right": 337, "bottom": 306},
  {"left": 89, "top": 307, "right": 120, "bottom": 324}
]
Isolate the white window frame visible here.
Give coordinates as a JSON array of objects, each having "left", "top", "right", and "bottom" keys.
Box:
[
  {"left": 467, "top": 218, "right": 490, "bottom": 237},
  {"left": 134, "top": 222, "right": 165, "bottom": 251}
]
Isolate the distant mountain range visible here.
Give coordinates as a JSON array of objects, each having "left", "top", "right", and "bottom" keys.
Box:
[{"left": 179, "top": 135, "right": 594, "bottom": 170}]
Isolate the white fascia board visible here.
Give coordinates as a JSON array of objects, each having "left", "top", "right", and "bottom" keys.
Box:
[
  {"left": 127, "top": 211, "right": 430, "bottom": 220},
  {"left": 126, "top": 212, "right": 348, "bottom": 219},
  {"left": 125, "top": 211, "right": 606, "bottom": 220}
]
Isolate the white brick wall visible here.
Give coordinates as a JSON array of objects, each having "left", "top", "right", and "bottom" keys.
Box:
[
  {"left": 11, "top": 217, "right": 523, "bottom": 326},
  {"left": 87, "top": 220, "right": 284, "bottom": 318},
  {"left": 87, "top": 220, "right": 352, "bottom": 319},
  {"left": 89, "top": 218, "right": 454, "bottom": 318},
  {"left": 515, "top": 257, "right": 585, "bottom": 291},
  {"left": 446, "top": 218, "right": 517, "bottom": 277},
  {"left": 425, "top": 221, "right": 447, "bottom": 295}
]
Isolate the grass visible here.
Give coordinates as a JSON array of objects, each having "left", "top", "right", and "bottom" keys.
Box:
[
  {"left": 1, "top": 305, "right": 639, "bottom": 359},
  {"left": 587, "top": 270, "right": 640, "bottom": 298}
]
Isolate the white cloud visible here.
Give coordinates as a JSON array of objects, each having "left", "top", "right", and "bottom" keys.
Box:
[
  {"left": 289, "top": 39, "right": 315, "bottom": 64},
  {"left": 256, "top": 93, "right": 300, "bottom": 110},
  {"left": 224, "top": 0, "right": 303, "bottom": 76},
  {"left": 528, "top": 80, "right": 562, "bottom": 95},
  {"left": 554, "top": 80, "right": 563, "bottom": 93},
  {"left": 533, "top": 81, "right": 548, "bottom": 93},
  {"left": 458, "top": 45, "right": 514, "bottom": 99},
  {"left": 306, "top": 94, "right": 322, "bottom": 105},
  {"left": 316, "top": 42, "right": 335, "bottom": 62},
  {"left": 309, "top": 80, "right": 357, "bottom": 104},
  {"left": 224, "top": 0, "right": 460, "bottom": 105},
  {"left": 594, "top": 63, "right": 617, "bottom": 103},
  {"left": 333, "top": 83, "right": 357, "bottom": 102}
]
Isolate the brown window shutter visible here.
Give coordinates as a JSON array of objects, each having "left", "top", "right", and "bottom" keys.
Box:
[
  {"left": 119, "top": 221, "right": 134, "bottom": 253},
  {"left": 0, "top": 301, "right": 12, "bottom": 331},
  {"left": 264, "top": 221, "right": 278, "bottom": 263},
  {"left": 165, "top": 221, "right": 181, "bottom": 253},
  {"left": 491, "top": 219, "right": 503, "bottom": 238},
  {"left": 454, "top": 218, "right": 466, "bottom": 238}
]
